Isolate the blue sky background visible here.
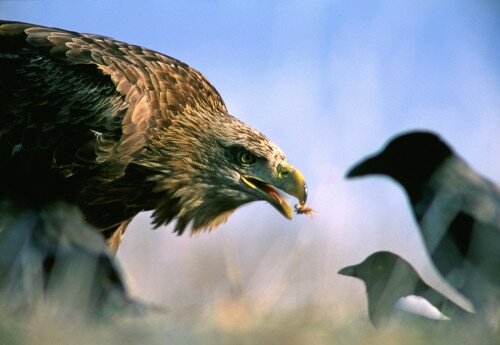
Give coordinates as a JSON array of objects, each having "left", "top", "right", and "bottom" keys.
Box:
[{"left": 2, "top": 1, "right": 500, "bottom": 314}]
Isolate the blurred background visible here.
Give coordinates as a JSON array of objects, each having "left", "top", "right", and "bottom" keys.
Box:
[{"left": 2, "top": 0, "right": 500, "bottom": 338}]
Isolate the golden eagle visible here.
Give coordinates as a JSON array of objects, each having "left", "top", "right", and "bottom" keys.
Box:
[{"left": 0, "top": 21, "right": 308, "bottom": 253}]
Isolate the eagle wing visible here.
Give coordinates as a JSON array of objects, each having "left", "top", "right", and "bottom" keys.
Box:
[
  {"left": 0, "top": 20, "right": 226, "bottom": 179},
  {"left": 0, "top": 20, "right": 228, "bottom": 243}
]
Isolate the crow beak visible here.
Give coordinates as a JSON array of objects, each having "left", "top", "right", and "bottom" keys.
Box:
[
  {"left": 338, "top": 265, "right": 357, "bottom": 277},
  {"left": 346, "top": 153, "right": 384, "bottom": 179}
]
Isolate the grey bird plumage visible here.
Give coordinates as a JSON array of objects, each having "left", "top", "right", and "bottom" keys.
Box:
[
  {"left": 0, "top": 199, "right": 145, "bottom": 318},
  {"left": 347, "top": 131, "right": 500, "bottom": 321},
  {"left": 338, "top": 251, "right": 473, "bottom": 327}
]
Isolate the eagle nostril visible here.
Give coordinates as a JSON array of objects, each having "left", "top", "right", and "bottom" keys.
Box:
[{"left": 278, "top": 170, "right": 290, "bottom": 179}]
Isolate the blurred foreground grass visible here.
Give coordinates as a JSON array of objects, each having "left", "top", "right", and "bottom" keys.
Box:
[
  {"left": 0, "top": 297, "right": 497, "bottom": 345},
  {"left": 0, "top": 206, "right": 497, "bottom": 345},
  {"left": 37, "top": 212, "right": 489, "bottom": 345}
]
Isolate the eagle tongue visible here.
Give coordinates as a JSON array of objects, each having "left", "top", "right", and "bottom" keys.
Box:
[{"left": 264, "top": 184, "right": 284, "bottom": 204}]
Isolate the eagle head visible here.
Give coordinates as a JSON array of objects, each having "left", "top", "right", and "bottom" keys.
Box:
[{"left": 141, "top": 108, "right": 307, "bottom": 234}]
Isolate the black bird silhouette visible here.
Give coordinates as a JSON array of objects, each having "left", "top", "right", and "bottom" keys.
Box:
[
  {"left": 347, "top": 131, "right": 500, "bottom": 317},
  {"left": 338, "top": 251, "right": 473, "bottom": 327},
  {"left": 0, "top": 199, "right": 146, "bottom": 318}
]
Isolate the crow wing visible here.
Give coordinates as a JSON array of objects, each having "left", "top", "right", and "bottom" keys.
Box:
[{"left": 420, "top": 160, "right": 500, "bottom": 290}]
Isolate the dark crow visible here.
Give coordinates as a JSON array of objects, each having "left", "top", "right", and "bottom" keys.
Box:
[
  {"left": 338, "top": 251, "right": 473, "bottom": 327},
  {"left": 346, "top": 131, "right": 500, "bottom": 317}
]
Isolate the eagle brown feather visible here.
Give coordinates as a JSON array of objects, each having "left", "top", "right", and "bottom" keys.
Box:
[{"left": 0, "top": 20, "right": 307, "bottom": 251}]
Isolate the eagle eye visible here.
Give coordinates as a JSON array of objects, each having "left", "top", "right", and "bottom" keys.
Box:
[{"left": 237, "top": 150, "right": 257, "bottom": 166}]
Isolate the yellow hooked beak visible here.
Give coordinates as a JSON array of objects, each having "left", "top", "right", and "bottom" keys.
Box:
[{"left": 241, "top": 162, "right": 307, "bottom": 219}]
